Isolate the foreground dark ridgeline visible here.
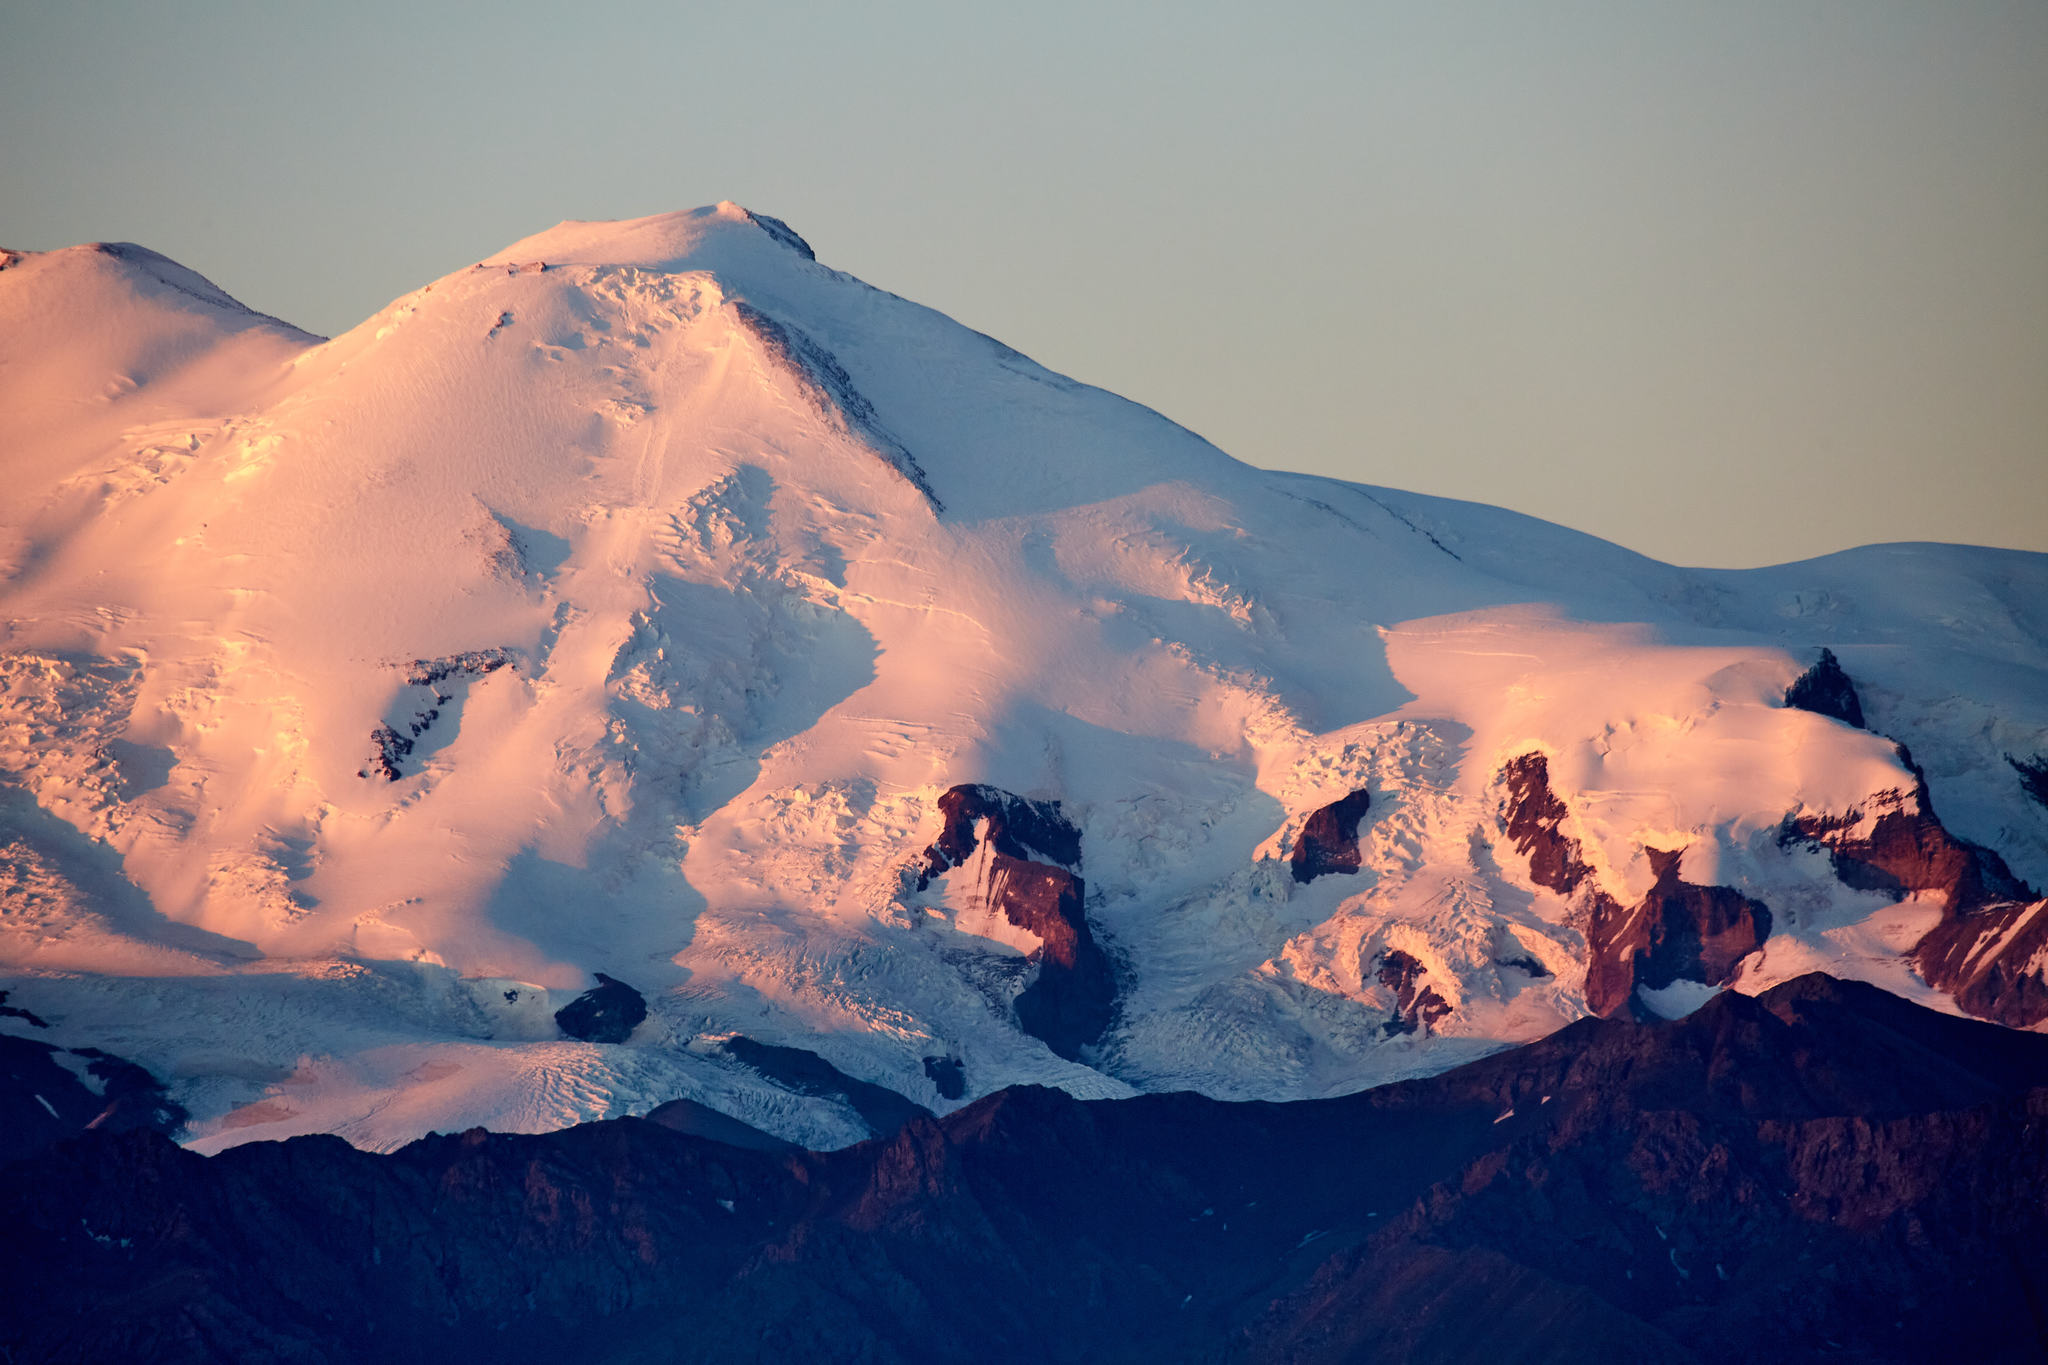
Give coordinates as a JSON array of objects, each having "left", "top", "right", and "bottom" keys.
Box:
[{"left": 3, "top": 974, "right": 2046, "bottom": 1364}]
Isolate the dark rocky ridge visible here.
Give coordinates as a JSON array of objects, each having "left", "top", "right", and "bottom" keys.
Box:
[
  {"left": 1502, "top": 752, "right": 1601, "bottom": 900},
  {"left": 1502, "top": 754, "right": 1770, "bottom": 1017},
  {"left": 1780, "top": 746, "right": 2047, "bottom": 1027},
  {"left": 1290, "top": 787, "right": 1372, "bottom": 883},
  {"left": 916, "top": 784, "right": 1116, "bottom": 1060},
  {"left": 731, "top": 300, "right": 942, "bottom": 514},
  {"left": 402, "top": 649, "right": 515, "bottom": 690},
  {"left": 5, "top": 975, "right": 2046, "bottom": 1363},
  {"left": 0, "top": 1032, "right": 185, "bottom": 1166},
  {"left": 1783, "top": 646, "right": 1865, "bottom": 729},
  {"left": 738, "top": 207, "right": 816, "bottom": 260}
]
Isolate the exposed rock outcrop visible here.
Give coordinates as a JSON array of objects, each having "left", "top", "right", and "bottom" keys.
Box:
[
  {"left": 1914, "top": 902, "right": 2048, "bottom": 1028},
  {"left": 2010, "top": 752, "right": 2048, "bottom": 812},
  {"left": 1503, "top": 754, "right": 1770, "bottom": 1018},
  {"left": 360, "top": 724, "right": 413, "bottom": 781},
  {"left": 0, "top": 1034, "right": 184, "bottom": 1165},
  {"left": 1501, "top": 753, "right": 1601, "bottom": 901},
  {"left": 1779, "top": 756, "right": 2030, "bottom": 913},
  {"left": 1584, "top": 847, "right": 1771, "bottom": 1018},
  {"left": 553, "top": 973, "right": 648, "bottom": 1044},
  {"left": 917, "top": 784, "right": 1116, "bottom": 1060},
  {"left": 1780, "top": 746, "right": 2046, "bottom": 1026},
  {"left": 1375, "top": 949, "right": 1453, "bottom": 1036},
  {"left": 360, "top": 649, "right": 517, "bottom": 780},
  {"left": 1290, "top": 788, "right": 1373, "bottom": 883},
  {"left": 1783, "top": 646, "right": 1864, "bottom": 728},
  {"left": 738, "top": 207, "right": 816, "bottom": 259},
  {"left": 403, "top": 648, "right": 515, "bottom": 689},
  {"left": 922, "top": 1054, "right": 966, "bottom": 1101},
  {"left": 919, "top": 783, "right": 1083, "bottom": 876}
]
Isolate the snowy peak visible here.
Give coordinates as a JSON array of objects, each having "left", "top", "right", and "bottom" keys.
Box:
[
  {"left": 0, "top": 240, "right": 309, "bottom": 332},
  {"left": 0, "top": 208, "right": 2045, "bottom": 1160},
  {"left": 0, "top": 240, "right": 315, "bottom": 410},
  {"left": 479, "top": 202, "right": 819, "bottom": 280},
  {"left": 0, "top": 240, "right": 318, "bottom": 583}
]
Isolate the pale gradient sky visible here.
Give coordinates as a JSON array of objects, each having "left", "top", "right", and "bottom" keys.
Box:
[{"left": 5, "top": 1, "right": 2043, "bottom": 568}]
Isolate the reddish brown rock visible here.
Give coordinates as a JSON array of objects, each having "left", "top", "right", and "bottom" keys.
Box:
[
  {"left": 1290, "top": 788, "right": 1373, "bottom": 883},
  {"left": 1914, "top": 902, "right": 2048, "bottom": 1026},
  {"left": 920, "top": 783, "right": 1082, "bottom": 877},
  {"left": 1376, "top": 949, "right": 1454, "bottom": 1036},
  {"left": 1585, "top": 848, "right": 1771, "bottom": 1018},
  {"left": 1502, "top": 753, "right": 1600, "bottom": 899},
  {"left": 1780, "top": 745, "right": 2046, "bottom": 1027},
  {"left": 917, "top": 784, "right": 1115, "bottom": 1059},
  {"left": 1503, "top": 754, "right": 1770, "bottom": 1018}
]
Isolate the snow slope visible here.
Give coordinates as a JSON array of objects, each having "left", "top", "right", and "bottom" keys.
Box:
[{"left": 1, "top": 204, "right": 2043, "bottom": 1150}]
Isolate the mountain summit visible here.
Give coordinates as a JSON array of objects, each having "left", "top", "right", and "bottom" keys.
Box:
[{"left": 0, "top": 208, "right": 2044, "bottom": 1151}]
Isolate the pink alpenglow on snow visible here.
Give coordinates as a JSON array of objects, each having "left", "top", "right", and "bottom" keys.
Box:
[{"left": 0, "top": 206, "right": 2043, "bottom": 1154}]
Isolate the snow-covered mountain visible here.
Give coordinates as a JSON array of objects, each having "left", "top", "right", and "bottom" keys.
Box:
[{"left": 2, "top": 205, "right": 2044, "bottom": 1151}]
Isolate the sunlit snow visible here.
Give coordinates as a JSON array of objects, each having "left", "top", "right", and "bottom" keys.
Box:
[{"left": 0, "top": 205, "right": 2043, "bottom": 1151}]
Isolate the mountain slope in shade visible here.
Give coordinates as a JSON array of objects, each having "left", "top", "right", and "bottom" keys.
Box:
[
  {"left": 2, "top": 974, "right": 2044, "bottom": 1363},
  {"left": 0, "top": 205, "right": 2044, "bottom": 1151}
]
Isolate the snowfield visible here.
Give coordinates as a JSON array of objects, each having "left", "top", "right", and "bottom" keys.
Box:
[{"left": 2, "top": 205, "right": 2044, "bottom": 1151}]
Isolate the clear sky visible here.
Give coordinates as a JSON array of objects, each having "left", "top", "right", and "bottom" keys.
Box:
[{"left": 5, "top": 1, "right": 2043, "bottom": 568}]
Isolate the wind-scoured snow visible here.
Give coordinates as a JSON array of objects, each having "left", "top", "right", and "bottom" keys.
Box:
[{"left": 1, "top": 202, "right": 2044, "bottom": 1150}]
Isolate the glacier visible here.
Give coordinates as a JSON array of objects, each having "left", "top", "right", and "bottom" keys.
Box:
[{"left": 0, "top": 204, "right": 2043, "bottom": 1152}]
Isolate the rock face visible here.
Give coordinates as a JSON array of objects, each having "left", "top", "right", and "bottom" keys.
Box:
[
  {"left": 1375, "top": 949, "right": 1453, "bottom": 1036},
  {"left": 5, "top": 975, "right": 2047, "bottom": 1364},
  {"left": 553, "top": 973, "right": 648, "bottom": 1044},
  {"left": 1501, "top": 753, "right": 1602, "bottom": 902},
  {"left": 1290, "top": 788, "right": 1373, "bottom": 883},
  {"left": 361, "top": 724, "right": 412, "bottom": 781},
  {"left": 1914, "top": 902, "right": 2048, "bottom": 1029},
  {"left": 1781, "top": 747, "right": 2047, "bottom": 1026},
  {"left": 1783, "top": 646, "right": 1865, "bottom": 729},
  {"left": 917, "top": 784, "right": 1116, "bottom": 1059},
  {"left": 0, "top": 1034, "right": 185, "bottom": 1166},
  {"left": 919, "top": 783, "right": 1084, "bottom": 879},
  {"left": 1585, "top": 847, "right": 1772, "bottom": 1018},
  {"left": 922, "top": 1054, "right": 967, "bottom": 1100},
  {"left": 1503, "top": 755, "right": 1771, "bottom": 1017}
]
